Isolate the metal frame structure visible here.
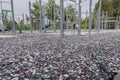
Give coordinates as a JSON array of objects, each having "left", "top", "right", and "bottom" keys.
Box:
[
  {"left": 60, "top": 0, "right": 93, "bottom": 37},
  {"left": 0, "top": 0, "right": 15, "bottom": 34},
  {"left": 0, "top": 0, "right": 119, "bottom": 37}
]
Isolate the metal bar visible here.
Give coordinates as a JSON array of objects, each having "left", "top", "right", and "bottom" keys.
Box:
[
  {"left": 39, "top": 0, "right": 42, "bottom": 32},
  {"left": 78, "top": 0, "right": 81, "bottom": 35},
  {"left": 0, "top": 1, "right": 10, "bottom": 3},
  {"left": 94, "top": 13, "right": 97, "bottom": 30},
  {"left": 22, "top": 13, "right": 25, "bottom": 30},
  {"left": 1, "top": 2, "right": 4, "bottom": 32},
  {"left": 53, "top": 1, "right": 56, "bottom": 32},
  {"left": 60, "top": 0, "right": 64, "bottom": 37},
  {"left": 117, "top": 16, "right": 119, "bottom": 29},
  {"left": 18, "top": 17, "right": 21, "bottom": 30},
  {"left": 2, "top": 10, "right": 12, "bottom": 12},
  {"left": 101, "top": 11, "right": 104, "bottom": 30},
  {"left": 42, "top": 5, "right": 46, "bottom": 32},
  {"left": 11, "top": 0, "right": 16, "bottom": 34},
  {"left": 97, "top": 0, "right": 102, "bottom": 33},
  {"left": 89, "top": 0, "right": 92, "bottom": 34},
  {"left": 86, "top": 10, "right": 88, "bottom": 29},
  {"left": 66, "top": 0, "right": 69, "bottom": 29},
  {"left": 29, "top": 1, "right": 32, "bottom": 33}
]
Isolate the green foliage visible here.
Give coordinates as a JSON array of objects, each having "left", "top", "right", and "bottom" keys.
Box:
[
  {"left": 81, "top": 17, "right": 88, "bottom": 29},
  {"left": 31, "top": 0, "right": 60, "bottom": 21},
  {"left": 3, "top": 12, "right": 11, "bottom": 30},
  {"left": 65, "top": 4, "right": 77, "bottom": 22},
  {"left": 45, "top": 0, "right": 54, "bottom": 20},
  {"left": 94, "top": 0, "right": 120, "bottom": 17},
  {"left": 112, "top": 0, "right": 120, "bottom": 16},
  {"left": 31, "top": 1, "right": 40, "bottom": 19}
]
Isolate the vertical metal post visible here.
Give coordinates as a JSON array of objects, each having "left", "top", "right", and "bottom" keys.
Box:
[
  {"left": 39, "top": 0, "right": 42, "bottom": 32},
  {"left": 60, "top": 0, "right": 64, "bottom": 37},
  {"left": 53, "top": 1, "right": 56, "bottom": 32},
  {"left": 108, "top": 21, "right": 110, "bottom": 29},
  {"left": 29, "top": 1, "right": 32, "bottom": 33},
  {"left": 43, "top": 5, "right": 46, "bottom": 32},
  {"left": 101, "top": 11, "right": 104, "bottom": 30},
  {"left": 1, "top": 2, "right": 4, "bottom": 33},
  {"left": 115, "top": 17, "right": 117, "bottom": 29},
  {"left": 66, "top": 0, "right": 68, "bottom": 29},
  {"left": 89, "top": 0, "right": 92, "bottom": 34},
  {"left": 118, "top": 16, "right": 120, "bottom": 29},
  {"left": 98, "top": 0, "right": 102, "bottom": 33},
  {"left": 105, "top": 12, "right": 108, "bottom": 29},
  {"left": 22, "top": 13, "right": 25, "bottom": 30},
  {"left": 104, "top": 15, "right": 106, "bottom": 30},
  {"left": 78, "top": 0, "right": 81, "bottom": 35},
  {"left": 94, "top": 13, "right": 97, "bottom": 30},
  {"left": 4, "top": 12, "right": 7, "bottom": 34},
  {"left": 117, "top": 16, "right": 119, "bottom": 29},
  {"left": 86, "top": 10, "right": 88, "bottom": 29},
  {"left": 11, "top": 0, "right": 16, "bottom": 34},
  {"left": 18, "top": 17, "right": 21, "bottom": 30}
]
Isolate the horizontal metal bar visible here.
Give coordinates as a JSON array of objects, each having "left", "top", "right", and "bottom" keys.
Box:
[{"left": 0, "top": 1, "right": 10, "bottom": 3}]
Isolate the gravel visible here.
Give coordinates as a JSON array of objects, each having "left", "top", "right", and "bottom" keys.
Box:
[{"left": 0, "top": 32, "right": 120, "bottom": 80}]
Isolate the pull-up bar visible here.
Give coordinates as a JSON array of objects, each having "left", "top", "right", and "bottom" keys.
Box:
[
  {"left": 0, "top": 0, "right": 15, "bottom": 34},
  {"left": 0, "top": 1, "right": 10, "bottom": 4},
  {"left": 2, "top": 10, "right": 12, "bottom": 12}
]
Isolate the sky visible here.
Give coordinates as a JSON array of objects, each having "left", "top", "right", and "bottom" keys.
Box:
[{"left": 0, "top": 0, "right": 98, "bottom": 19}]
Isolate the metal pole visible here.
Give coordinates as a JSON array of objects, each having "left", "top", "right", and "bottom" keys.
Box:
[
  {"left": 11, "top": 0, "right": 16, "bottom": 34},
  {"left": 94, "top": 13, "right": 97, "bottom": 30},
  {"left": 2, "top": 12, "right": 6, "bottom": 35},
  {"left": 1, "top": 2, "right": 5, "bottom": 33},
  {"left": 78, "top": 0, "right": 81, "bottom": 35},
  {"left": 42, "top": 5, "right": 46, "bottom": 32},
  {"left": 66, "top": 0, "right": 68, "bottom": 30},
  {"left": 18, "top": 17, "right": 20, "bottom": 29},
  {"left": 105, "top": 12, "right": 108, "bottom": 29},
  {"left": 1, "top": 2, "right": 4, "bottom": 32},
  {"left": 117, "top": 16, "right": 119, "bottom": 29},
  {"left": 29, "top": 1, "right": 32, "bottom": 33},
  {"left": 53, "top": 1, "right": 56, "bottom": 32},
  {"left": 89, "top": 0, "right": 92, "bottom": 34},
  {"left": 39, "top": 0, "right": 42, "bottom": 32},
  {"left": 115, "top": 18, "right": 117, "bottom": 29},
  {"left": 22, "top": 13, "right": 25, "bottom": 30},
  {"left": 60, "top": 0, "right": 64, "bottom": 37},
  {"left": 86, "top": 10, "right": 88, "bottom": 29},
  {"left": 101, "top": 11, "right": 104, "bottom": 30},
  {"left": 98, "top": 0, "right": 102, "bottom": 33},
  {"left": 118, "top": 16, "right": 120, "bottom": 29}
]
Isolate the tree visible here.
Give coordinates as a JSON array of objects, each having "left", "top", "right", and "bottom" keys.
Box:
[
  {"left": 31, "top": 0, "right": 40, "bottom": 19},
  {"left": 2, "top": 12, "right": 11, "bottom": 30},
  {"left": 25, "top": 14, "right": 30, "bottom": 30},
  {"left": 94, "top": 0, "right": 120, "bottom": 17},
  {"left": 112, "top": 0, "right": 120, "bottom": 16},
  {"left": 66, "top": 4, "right": 77, "bottom": 22},
  {"left": 31, "top": 0, "right": 60, "bottom": 21},
  {"left": 45, "top": 0, "right": 60, "bottom": 21},
  {"left": 25, "top": 14, "right": 29, "bottom": 25}
]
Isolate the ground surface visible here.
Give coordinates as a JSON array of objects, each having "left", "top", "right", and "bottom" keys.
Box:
[{"left": 0, "top": 30, "right": 120, "bottom": 80}]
